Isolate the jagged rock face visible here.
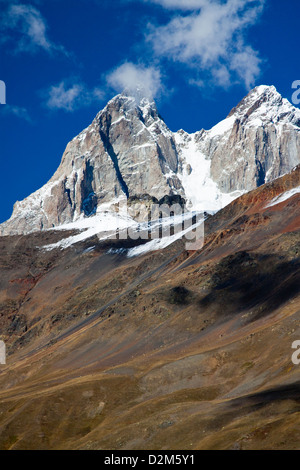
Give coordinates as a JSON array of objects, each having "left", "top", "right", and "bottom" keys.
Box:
[
  {"left": 0, "top": 94, "right": 183, "bottom": 235},
  {"left": 1, "top": 85, "right": 300, "bottom": 235},
  {"left": 96, "top": 95, "right": 182, "bottom": 199},
  {"left": 209, "top": 85, "right": 300, "bottom": 192},
  {"left": 175, "top": 85, "right": 300, "bottom": 211}
]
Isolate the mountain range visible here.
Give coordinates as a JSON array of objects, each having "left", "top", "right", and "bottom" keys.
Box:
[
  {"left": 1, "top": 85, "right": 300, "bottom": 239},
  {"left": 0, "top": 85, "right": 300, "bottom": 450}
]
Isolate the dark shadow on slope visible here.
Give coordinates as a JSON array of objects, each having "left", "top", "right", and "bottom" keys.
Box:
[
  {"left": 228, "top": 382, "right": 300, "bottom": 410},
  {"left": 99, "top": 130, "right": 129, "bottom": 198},
  {"left": 206, "top": 382, "right": 300, "bottom": 434},
  {"left": 81, "top": 160, "right": 98, "bottom": 216},
  {"left": 168, "top": 286, "right": 192, "bottom": 305},
  {"left": 199, "top": 250, "right": 300, "bottom": 321}
]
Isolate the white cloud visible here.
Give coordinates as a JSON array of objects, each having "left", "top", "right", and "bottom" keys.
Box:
[
  {"left": 230, "top": 46, "right": 261, "bottom": 89},
  {"left": 0, "top": 104, "right": 31, "bottom": 122},
  {"left": 146, "top": 0, "right": 265, "bottom": 89},
  {"left": 145, "top": 0, "right": 209, "bottom": 9},
  {"left": 1, "top": 4, "right": 67, "bottom": 55},
  {"left": 44, "top": 79, "right": 104, "bottom": 112},
  {"left": 106, "top": 62, "right": 163, "bottom": 100}
]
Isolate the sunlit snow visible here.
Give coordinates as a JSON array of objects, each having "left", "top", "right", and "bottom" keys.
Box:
[{"left": 266, "top": 186, "right": 300, "bottom": 208}]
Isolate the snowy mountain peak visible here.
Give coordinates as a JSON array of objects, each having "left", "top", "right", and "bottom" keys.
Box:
[
  {"left": 228, "top": 84, "right": 300, "bottom": 128},
  {"left": 1, "top": 85, "right": 300, "bottom": 237},
  {"left": 94, "top": 90, "right": 166, "bottom": 138},
  {"left": 104, "top": 87, "right": 158, "bottom": 112}
]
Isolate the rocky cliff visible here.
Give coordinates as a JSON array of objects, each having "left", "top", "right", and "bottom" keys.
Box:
[{"left": 1, "top": 85, "right": 300, "bottom": 236}]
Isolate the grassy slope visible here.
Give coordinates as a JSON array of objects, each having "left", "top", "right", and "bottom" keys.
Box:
[{"left": 0, "top": 169, "right": 300, "bottom": 449}]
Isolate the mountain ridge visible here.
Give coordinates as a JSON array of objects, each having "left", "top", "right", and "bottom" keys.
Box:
[
  {"left": 0, "top": 163, "right": 300, "bottom": 449},
  {"left": 1, "top": 84, "right": 300, "bottom": 237}
]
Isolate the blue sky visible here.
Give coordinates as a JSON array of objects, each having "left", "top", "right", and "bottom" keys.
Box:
[{"left": 0, "top": 0, "right": 299, "bottom": 223}]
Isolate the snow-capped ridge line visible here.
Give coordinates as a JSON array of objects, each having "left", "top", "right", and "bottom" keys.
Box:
[{"left": 1, "top": 84, "right": 300, "bottom": 241}]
